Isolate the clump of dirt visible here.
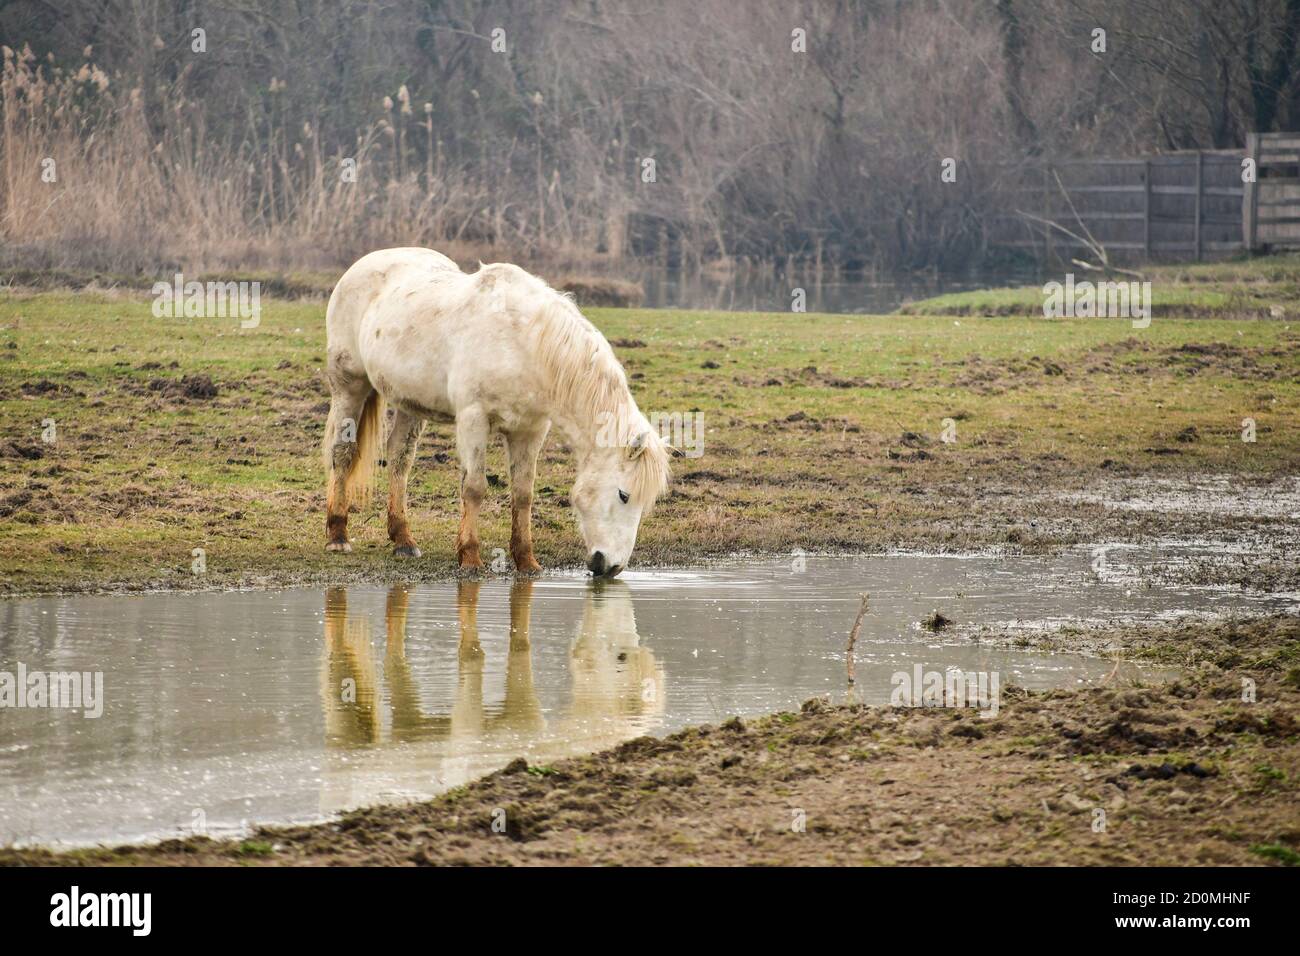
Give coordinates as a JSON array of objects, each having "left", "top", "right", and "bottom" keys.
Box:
[
  {"left": 921, "top": 611, "right": 953, "bottom": 631},
  {"left": 947, "top": 354, "right": 1071, "bottom": 393},
  {"left": 676, "top": 468, "right": 735, "bottom": 484},
  {"left": 20, "top": 380, "right": 83, "bottom": 398},
  {"left": 0, "top": 441, "right": 43, "bottom": 461},
  {"left": 1160, "top": 343, "right": 1291, "bottom": 381},
  {"left": 0, "top": 490, "right": 35, "bottom": 517},
  {"left": 887, "top": 431, "right": 938, "bottom": 460},
  {"left": 795, "top": 365, "right": 883, "bottom": 389},
  {"left": 738, "top": 365, "right": 898, "bottom": 390},
  {"left": 888, "top": 448, "right": 932, "bottom": 462},
  {"left": 734, "top": 366, "right": 903, "bottom": 390},
  {"left": 986, "top": 614, "right": 1300, "bottom": 674},
  {"left": 148, "top": 374, "right": 219, "bottom": 401},
  {"left": 944, "top": 338, "right": 1293, "bottom": 393}
]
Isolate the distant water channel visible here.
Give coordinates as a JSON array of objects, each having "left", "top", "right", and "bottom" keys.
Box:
[{"left": 629, "top": 265, "right": 1043, "bottom": 313}]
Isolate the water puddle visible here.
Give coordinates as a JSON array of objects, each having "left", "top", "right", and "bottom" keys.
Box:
[{"left": 1, "top": 550, "right": 1294, "bottom": 847}]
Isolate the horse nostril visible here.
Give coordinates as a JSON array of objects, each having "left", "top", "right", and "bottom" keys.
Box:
[{"left": 587, "top": 551, "right": 607, "bottom": 576}]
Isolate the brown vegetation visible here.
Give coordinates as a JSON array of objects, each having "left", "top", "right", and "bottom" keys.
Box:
[
  {"left": 554, "top": 276, "right": 644, "bottom": 308},
  {"left": 2, "top": 1, "right": 1298, "bottom": 275}
]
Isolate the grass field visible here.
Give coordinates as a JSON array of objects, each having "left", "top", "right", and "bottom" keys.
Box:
[
  {"left": 1, "top": 260, "right": 1298, "bottom": 595},
  {"left": 898, "top": 253, "right": 1300, "bottom": 317}
]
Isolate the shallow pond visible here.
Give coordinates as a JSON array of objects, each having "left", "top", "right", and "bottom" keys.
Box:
[{"left": 1, "top": 550, "right": 1293, "bottom": 847}]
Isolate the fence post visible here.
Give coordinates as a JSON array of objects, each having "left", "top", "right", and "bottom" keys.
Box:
[
  {"left": 1143, "top": 158, "right": 1152, "bottom": 259},
  {"left": 1043, "top": 164, "right": 1054, "bottom": 262},
  {"left": 1194, "top": 150, "right": 1203, "bottom": 262},
  {"left": 1243, "top": 133, "right": 1259, "bottom": 251}
]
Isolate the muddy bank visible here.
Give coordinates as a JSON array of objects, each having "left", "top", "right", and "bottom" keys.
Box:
[
  {"left": 3, "top": 468, "right": 1297, "bottom": 600},
  {"left": 5, "top": 615, "right": 1296, "bottom": 867}
]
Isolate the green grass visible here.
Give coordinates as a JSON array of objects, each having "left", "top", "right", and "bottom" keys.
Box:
[
  {"left": 900, "top": 283, "right": 1293, "bottom": 317},
  {"left": 900, "top": 253, "right": 1300, "bottom": 317},
  {"left": 236, "top": 839, "right": 276, "bottom": 857},
  {"left": 1, "top": 264, "right": 1298, "bottom": 594},
  {"left": 1249, "top": 843, "right": 1300, "bottom": 866},
  {"left": 1148, "top": 252, "right": 1300, "bottom": 283}
]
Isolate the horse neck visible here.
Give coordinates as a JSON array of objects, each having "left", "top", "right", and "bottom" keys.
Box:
[{"left": 533, "top": 295, "right": 640, "bottom": 457}]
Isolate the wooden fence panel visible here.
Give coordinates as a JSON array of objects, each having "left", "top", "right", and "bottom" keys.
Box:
[
  {"left": 989, "top": 148, "right": 1248, "bottom": 262},
  {"left": 1249, "top": 132, "right": 1300, "bottom": 249}
]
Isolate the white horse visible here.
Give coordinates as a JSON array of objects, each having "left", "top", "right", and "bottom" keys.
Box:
[{"left": 321, "top": 248, "right": 671, "bottom": 576}]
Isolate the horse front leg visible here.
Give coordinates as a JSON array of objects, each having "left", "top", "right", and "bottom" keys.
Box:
[
  {"left": 505, "top": 424, "right": 549, "bottom": 574},
  {"left": 385, "top": 409, "right": 425, "bottom": 557},
  {"left": 454, "top": 407, "right": 489, "bottom": 570},
  {"left": 452, "top": 578, "right": 485, "bottom": 735}
]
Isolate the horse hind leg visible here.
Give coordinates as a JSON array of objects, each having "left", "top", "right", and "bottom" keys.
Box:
[
  {"left": 386, "top": 409, "right": 425, "bottom": 557},
  {"left": 323, "top": 379, "right": 372, "bottom": 552}
]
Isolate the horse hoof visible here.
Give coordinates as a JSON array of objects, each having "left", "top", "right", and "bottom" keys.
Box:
[
  {"left": 393, "top": 544, "right": 422, "bottom": 558},
  {"left": 326, "top": 541, "right": 352, "bottom": 553},
  {"left": 516, "top": 559, "right": 542, "bottom": 575}
]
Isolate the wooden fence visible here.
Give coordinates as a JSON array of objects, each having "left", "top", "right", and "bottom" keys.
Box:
[
  {"left": 989, "top": 150, "right": 1246, "bottom": 262},
  {"left": 1244, "top": 132, "right": 1300, "bottom": 250}
]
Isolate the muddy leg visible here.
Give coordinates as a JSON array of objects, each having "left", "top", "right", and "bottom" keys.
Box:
[
  {"left": 456, "top": 578, "right": 482, "bottom": 655},
  {"left": 501, "top": 578, "right": 542, "bottom": 731},
  {"left": 454, "top": 406, "right": 489, "bottom": 570},
  {"left": 324, "top": 586, "right": 348, "bottom": 640},
  {"left": 325, "top": 389, "right": 369, "bottom": 552},
  {"left": 386, "top": 410, "right": 425, "bottom": 558},
  {"left": 384, "top": 585, "right": 410, "bottom": 655},
  {"left": 505, "top": 425, "right": 548, "bottom": 573},
  {"left": 508, "top": 577, "right": 534, "bottom": 650},
  {"left": 452, "top": 579, "right": 485, "bottom": 736}
]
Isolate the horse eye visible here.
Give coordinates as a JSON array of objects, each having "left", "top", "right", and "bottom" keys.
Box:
[{"left": 618, "top": 489, "right": 630, "bottom": 504}]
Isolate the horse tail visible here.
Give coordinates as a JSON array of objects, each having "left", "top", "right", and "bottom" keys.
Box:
[
  {"left": 346, "top": 390, "right": 386, "bottom": 509},
  {"left": 322, "top": 390, "right": 386, "bottom": 509}
]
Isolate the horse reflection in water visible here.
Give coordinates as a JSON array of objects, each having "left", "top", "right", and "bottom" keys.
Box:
[{"left": 319, "top": 580, "right": 664, "bottom": 813}]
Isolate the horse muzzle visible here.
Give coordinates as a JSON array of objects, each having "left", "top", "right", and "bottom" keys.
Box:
[{"left": 587, "top": 551, "right": 623, "bottom": 578}]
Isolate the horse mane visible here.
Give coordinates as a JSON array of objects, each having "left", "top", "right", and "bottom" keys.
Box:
[
  {"left": 479, "top": 264, "right": 670, "bottom": 510},
  {"left": 624, "top": 424, "right": 672, "bottom": 513}
]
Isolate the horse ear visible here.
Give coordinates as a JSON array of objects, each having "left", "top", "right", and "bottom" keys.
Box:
[{"left": 628, "top": 430, "right": 648, "bottom": 459}]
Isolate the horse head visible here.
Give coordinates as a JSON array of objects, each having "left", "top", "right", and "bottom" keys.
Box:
[{"left": 570, "top": 423, "right": 670, "bottom": 577}]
